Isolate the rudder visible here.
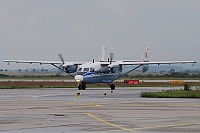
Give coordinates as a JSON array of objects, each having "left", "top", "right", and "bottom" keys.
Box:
[
  {"left": 99, "top": 46, "right": 107, "bottom": 62},
  {"left": 142, "top": 46, "right": 149, "bottom": 72}
]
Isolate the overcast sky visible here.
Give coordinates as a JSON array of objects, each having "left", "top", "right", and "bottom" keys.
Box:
[{"left": 0, "top": 0, "right": 199, "bottom": 70}]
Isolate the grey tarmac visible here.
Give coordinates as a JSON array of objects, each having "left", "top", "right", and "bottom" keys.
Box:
[{"left": 0, "top": 87, "right": 199, "bottom": 133}]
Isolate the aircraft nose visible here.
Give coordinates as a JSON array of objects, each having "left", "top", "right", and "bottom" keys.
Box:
[{"left": 74, "top": 75, "right": 83, "bottom": 83}]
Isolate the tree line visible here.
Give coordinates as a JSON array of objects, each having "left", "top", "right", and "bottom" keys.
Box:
[{"left": 133, "top": 72, "right": 200, "bottom": 78}]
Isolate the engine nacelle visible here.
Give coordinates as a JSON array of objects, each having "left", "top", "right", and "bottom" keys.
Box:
[
  {"left": 111, "top": 65, "right": 122, "bottom": 73},
  {"left": 107, "top": 65, "right": 122, "bottom": 73},
  {"left": 63, "top": 64, "right": 77, "bottom": 73},
  {"left": 142, "top": 65, "right": 149, "bottom": 73}
]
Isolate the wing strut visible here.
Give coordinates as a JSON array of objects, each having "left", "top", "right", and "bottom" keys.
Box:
[{"left": 111, "top": 65, "right": 142, "bottom": 83}]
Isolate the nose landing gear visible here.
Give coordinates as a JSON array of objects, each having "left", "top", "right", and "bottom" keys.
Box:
[
  {"left": 110, "top": 83, "right": 115, "bottom": 90},
  {"left": 78, "top": 84, "right": 86, "bottom": 90}
]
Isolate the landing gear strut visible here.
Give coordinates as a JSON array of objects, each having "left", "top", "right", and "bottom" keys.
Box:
[{"left": 78, "top": 84, "right": 86, "bottom": 90}]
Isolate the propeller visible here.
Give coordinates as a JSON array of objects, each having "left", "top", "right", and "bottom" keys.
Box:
[
  {"left": 57, "top": 53, "right": 76, "bottom": 76},
  {"left": 58, "top": 53, "right": 65, "bottom": 64},
  {"left": 99, "top": 53, "right": 114, "bottom": 74},
  {"left": 107, "top": 53, "right": 114, "bottom": 73},
  {"left": 109, "top": 53, "right": 114, "bottom": 64},
  {"left": 57, "top": 53, "right": 65, "bottom": 76}
]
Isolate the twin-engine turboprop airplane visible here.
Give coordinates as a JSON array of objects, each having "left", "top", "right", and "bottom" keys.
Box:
[{"left": 3, "top": 46, "right": 196, "bottom": 90}]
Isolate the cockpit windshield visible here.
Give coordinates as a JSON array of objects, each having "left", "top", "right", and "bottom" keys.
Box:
[{"left": 76, "top": 67, "right": 91, "bottom": 75}]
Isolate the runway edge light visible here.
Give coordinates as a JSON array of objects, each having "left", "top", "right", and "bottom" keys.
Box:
[{"left": 76, "top": 92, "right": 81, "bottom": 98}]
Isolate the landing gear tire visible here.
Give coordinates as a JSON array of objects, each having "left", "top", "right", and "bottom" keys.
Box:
[
  {"left": 78, "top": 85, "right": 82, "bottom": 90},
  {"left": 78, "top": 84, "right": 86, "bottom": 90},
  {"left": 82, "top": 84, "right": 86, "bottom": 90},
  {"left": 110, "top": 84, "right": 115, "bottom": 90}
]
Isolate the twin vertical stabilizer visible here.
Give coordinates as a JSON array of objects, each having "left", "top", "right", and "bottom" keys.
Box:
[
  {"left": 99, "top": 46, "right": 107, "bottom": 62},
  {"left": 142, "top": 46, "right": 150, "bottom": 72},
  {"left": 142, "top": 46, "right": 149, "bottom": 62}
]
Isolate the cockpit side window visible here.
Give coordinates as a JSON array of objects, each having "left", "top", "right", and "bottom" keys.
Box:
[{"left": 78, "top": 68, "right": 82, "bottom": 71}]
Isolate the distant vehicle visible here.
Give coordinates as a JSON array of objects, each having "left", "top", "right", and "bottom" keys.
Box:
[{"left": 3, "top": 46, "right": 196, "bottom": 90}]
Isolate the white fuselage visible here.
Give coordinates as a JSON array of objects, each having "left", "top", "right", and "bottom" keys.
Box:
[{"left": 74, "top": 62, "right": 122, "bottom": 84}]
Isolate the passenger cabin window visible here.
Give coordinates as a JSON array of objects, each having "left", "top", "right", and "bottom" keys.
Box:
[{"left": 83, "top": 68, "right": 89, "bottom": 72}]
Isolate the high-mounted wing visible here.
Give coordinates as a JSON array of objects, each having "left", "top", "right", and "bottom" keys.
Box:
[
  {"left": 114, "top": 60, "right": 197, "bottom": 81},
  {"left": 119, "top": 61, "right": 197, "bottom": 66},
  {"left": 3, "top": 60, "right": 84, "bottom": 76},
  {"left": 3, "top": 60, "right": 62, "bottom": 65},
  {"left": 118, "top": 46, "right": 196, "bottom": 66},
  {"left": 3, "top": 60, "right": 83, "bottom": 65}
]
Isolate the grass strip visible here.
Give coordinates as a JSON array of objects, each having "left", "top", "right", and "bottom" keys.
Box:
[{"left": 141, "top": 90, "right": 200, "bottom": 98}]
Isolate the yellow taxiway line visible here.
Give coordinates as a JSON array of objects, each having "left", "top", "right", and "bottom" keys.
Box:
[
  {"left": 86, "top": 112, "right": 200, "bottom": 133},
  {"left": 86, "top": 112, "right": 136, "bottom": 132}
]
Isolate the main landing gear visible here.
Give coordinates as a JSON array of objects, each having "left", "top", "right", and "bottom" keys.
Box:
[
  {"left": 77, "top": 83, "right": 115, "bottom": 90},
  {"left": 78, "top": 84, "right": 86, "bottom": 90}
]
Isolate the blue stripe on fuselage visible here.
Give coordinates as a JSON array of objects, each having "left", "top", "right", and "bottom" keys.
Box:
[{"left": 81, "top": 71, "right": 119, "bottom": 84}]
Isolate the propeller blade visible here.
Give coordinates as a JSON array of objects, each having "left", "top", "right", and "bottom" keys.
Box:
[
  {"left": 58, "top": 53, "right": 65, "bottom": 64},
  {"left": 57, "top": 53, "right": 65, "bottom": 76},
  {"left": 109, "top": 53, "right": 114, "bottom": 64}
]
